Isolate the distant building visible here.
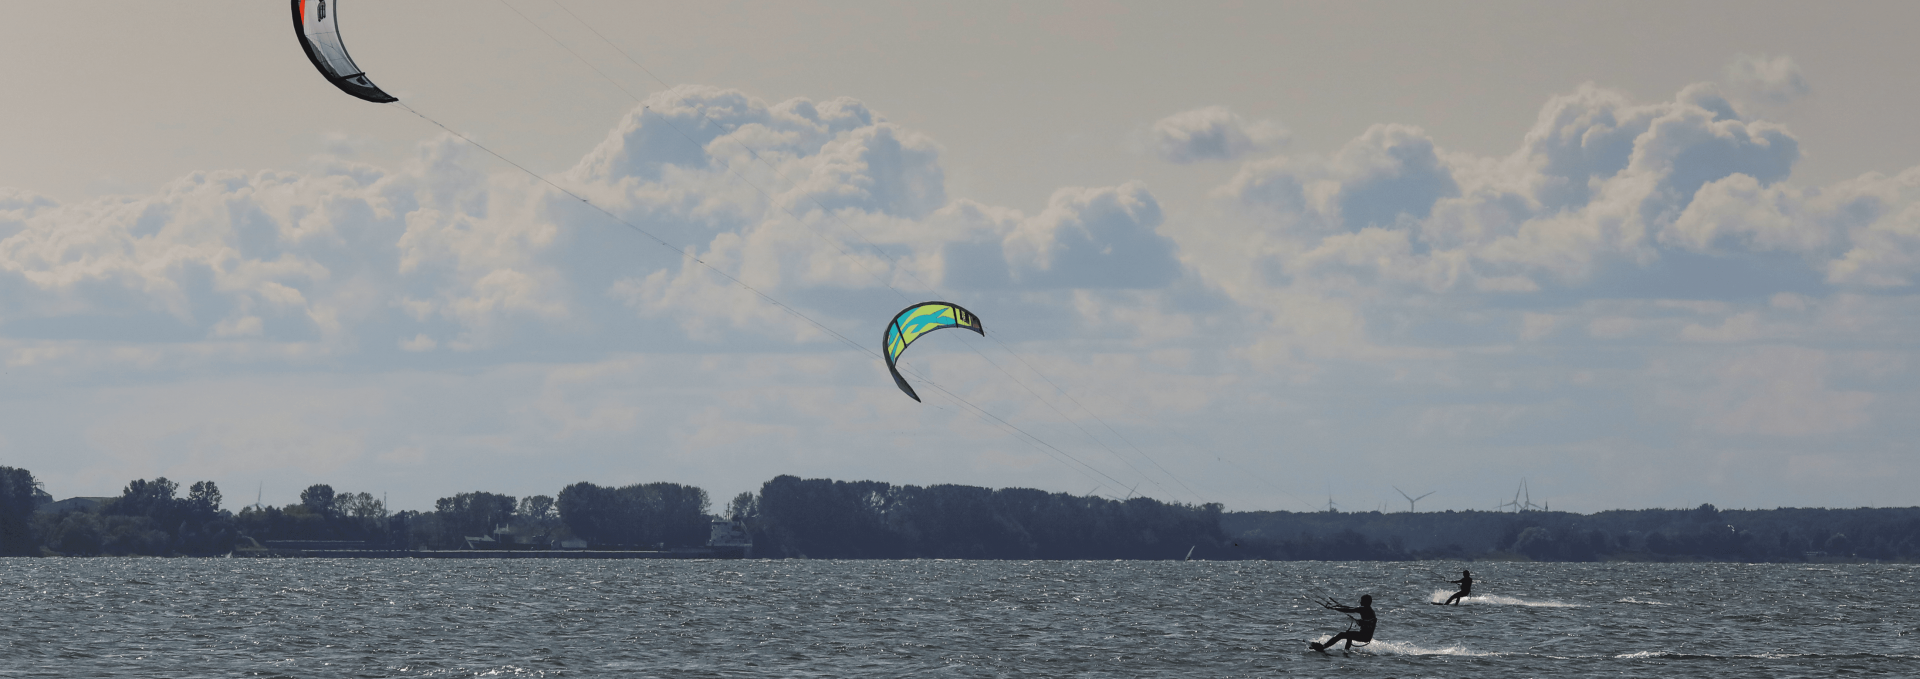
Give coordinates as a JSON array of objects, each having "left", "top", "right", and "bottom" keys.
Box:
[
  {"left": 36, "top": 497, "right": 111, "bottom": 514},
  {"left": 708, "top": 515, "right": 752, "bottom": 558},
  {"left": 484, "top": 523, "right": 550, "bottom": 550}
]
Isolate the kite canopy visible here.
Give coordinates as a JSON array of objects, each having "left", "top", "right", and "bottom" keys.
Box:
[
  {"left": 883, "top": 302, "right": 985, "bottom": 402},
  {"left": 291, "top": 0, "right": 398, "bottom": 103}
]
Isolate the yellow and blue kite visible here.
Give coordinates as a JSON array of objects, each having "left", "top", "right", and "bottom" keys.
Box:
[{"left": 883, "top": 302, "right": 985, "bottom": 402}]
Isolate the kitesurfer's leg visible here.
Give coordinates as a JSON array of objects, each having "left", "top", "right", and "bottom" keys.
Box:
[
  {"left": 1311, "top": 631, "right": 1348, "bottom": 652},
  {"left": 1320, "top": 631, "right": 1356, "bottom": 650},
  {"left": 1446, "top": 589, "right": 1468, "bottom": 605}
]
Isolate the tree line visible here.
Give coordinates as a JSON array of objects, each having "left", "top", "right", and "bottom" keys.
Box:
[
  {"left": 747, "top": 475, "right": 1229, "bottom": 559},
  {"left": 10, "top": 463, "right": 1917, "bottom": 561},
  {"left": 0, "top": 466, "right": 712, "bottom": 556},
  {"left": 1223, "top": 503, "right": 1920, "bottom": 562},
  {"left": 5, "top": 466, "right": 1228, "bottom": 559}
]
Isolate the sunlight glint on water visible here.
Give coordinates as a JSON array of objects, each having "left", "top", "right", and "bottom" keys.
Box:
[{"left": 2, "top": 559, "right": 1915, "bottom": 677}]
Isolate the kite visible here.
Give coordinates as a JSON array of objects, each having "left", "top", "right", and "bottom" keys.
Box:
[
  {"left": 291, "top": 0, "right": 398, "bottom": 103},
  {"left": 883, "top": 302, "right": 985, "bottom": 402}
]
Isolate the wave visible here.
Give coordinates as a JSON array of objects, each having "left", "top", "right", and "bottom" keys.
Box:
[
  {"left": 1307, "top": 636, "right": 1498, "bottom": 657},
  {"left": 1612, "top": 597, "right": 1671, "bottom": 606},
  {"left": 1614, "top": 650, "right": 1920, "bottom": 661},
  {"left": 1359, "top": 640, "right": 1499, "bottom": 657},
  {"left": 1428, "top": 589, "right": 1584, "bottom": 608}
]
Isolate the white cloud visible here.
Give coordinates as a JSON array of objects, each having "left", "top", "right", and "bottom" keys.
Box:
[
  {"left": 1184, "top": 77, "right": 1876, "bottom": 303},
  {"left": 1824, "top": 168, "right": 1920, "bottom": 287},
  {"left": 1725, "top": 54, "right": 1810, "bottom": 106},
  {"left": 0, "top": 86, "right": 1193, "bottom": 363},
  {"left": 1146, "top": 106, "right": 1289, "bottom": 163},
  {"left": 1657, "top": 346, "right": 1873, "bottom": 437},
  {"left": 1001, "top": 183, "right": 1178, "bottom": 289}
]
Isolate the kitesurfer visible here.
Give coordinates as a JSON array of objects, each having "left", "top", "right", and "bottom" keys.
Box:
[
  {"left": 1309, "top": 594, "right": 1375, "bottom": 652},
  {"left": 1443, "top": 569, "right": 1473, "bottom": 605}
]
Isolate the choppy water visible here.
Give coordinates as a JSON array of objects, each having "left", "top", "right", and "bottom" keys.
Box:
[{"left": 2, "top": 558, "right": 1915, "bottom": 677}]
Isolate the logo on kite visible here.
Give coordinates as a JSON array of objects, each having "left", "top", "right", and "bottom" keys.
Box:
[{"left": 883, "top": 302, "right": 985, "bottom": 402}]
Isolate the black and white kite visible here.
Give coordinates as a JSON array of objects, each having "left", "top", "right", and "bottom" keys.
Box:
[{"left": 291, "top": 0, "right": 397, "bottom": 103}]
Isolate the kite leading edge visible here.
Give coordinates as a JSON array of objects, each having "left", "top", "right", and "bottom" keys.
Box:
[
  {"left": 884, "top": 302, "right": 985, "bottom": 402},
  {"left": 291, "top": 0, "right": 398, "bottom": 103}
]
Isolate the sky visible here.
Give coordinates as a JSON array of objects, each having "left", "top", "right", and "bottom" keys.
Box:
[{"left": 4, "top": 1, "right": 1920, "bottom": 514}]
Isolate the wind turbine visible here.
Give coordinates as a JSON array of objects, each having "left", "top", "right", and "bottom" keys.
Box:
[
  {"left": 1393, "top": 486, "right": 1435, "bottom": 513},
  {"left": 1505, "top": 479, "right": 1545, "bottom": 512},
  {"left": 1520, "top": 479, "right": 1546, "bottom": 512},
  {"left": 1499, "top": 482, "right": 1524, "bottom": 512}
]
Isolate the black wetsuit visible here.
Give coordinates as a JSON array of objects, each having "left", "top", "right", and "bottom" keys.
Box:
[
  {"left": 1443, "top": 571, "right": 1474, "bottom": 606},
  {"left": 1318, "top": 603, "right": 1376, "bottom": 650},
  {"left": 1445, "top": 574, "right": 1473, "bottom": 605}
]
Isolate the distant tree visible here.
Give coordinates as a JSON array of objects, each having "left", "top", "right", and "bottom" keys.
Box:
[
  {"left": 87, "top": 477, "right": 237, "bottom": 555},
  {"left": 556, "top": 482, "right": 611, "bottom": 543},
  {"left": 1513, "top": 526, "right": 1558, "bottom": 560},
  {"left": 515, "top": 495, "right": 561, "bottom": 538},
  {"left": 43, "top": 512, "right": 105, "bottom": 555},
  {"left": 729, "top": 492, "right": 758, "bottom": 521},
  {"left": 98, "top": 515, "right": 170, "bottom": 555},
  {"left": 337, "top": 492, "right": 384, "bottom": 521},
  {"left": 0, "top": 467, "right": 41, "bottom": 555},
  {"left": 400, "top": 510, "right": 442, "bottom": 549},
  {"left": 188, "top": 481, "right": 222, "bottom": 515},
  {"left": 300, "top": 484, "right": 337, "bottom": 517},
  {"left": 519, "top": 495, "right": 555, "bottom": 522},
  {"left": 106, "top": 478, "right": 180, "bottom": 520},
  {"left": 433, "top": 491, "right": 517, "bottom": 547},
  {"left": 557, "top": 481, "right": 710, "bottom": 548},
  {"left": 749, "top": 476, "right": 1226, "bottom": 559}
]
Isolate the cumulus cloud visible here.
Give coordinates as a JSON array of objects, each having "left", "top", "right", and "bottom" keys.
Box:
[
  {"left": 0, "top": 86, "right": 1196, "bottom": 367},
  {"left": 1197, "top": 79, "right": 1830, "bottom": 297},
  {"left": 1147, "top": 106, "right": 1288, "bottom": 163},
  {"left": 1000, "top": 184, "right": 1178, "bottom": 289},
  {"left": 1147, "top": 69, "right": 1920, "bottom": 476},
  {"left": 1725, "top": 54, "right": 1810, "bottom": 106}
]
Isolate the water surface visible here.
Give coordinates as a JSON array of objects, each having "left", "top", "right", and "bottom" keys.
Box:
[{"left": 3, "top": 559, "right": 1913, "bottom": 677}]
